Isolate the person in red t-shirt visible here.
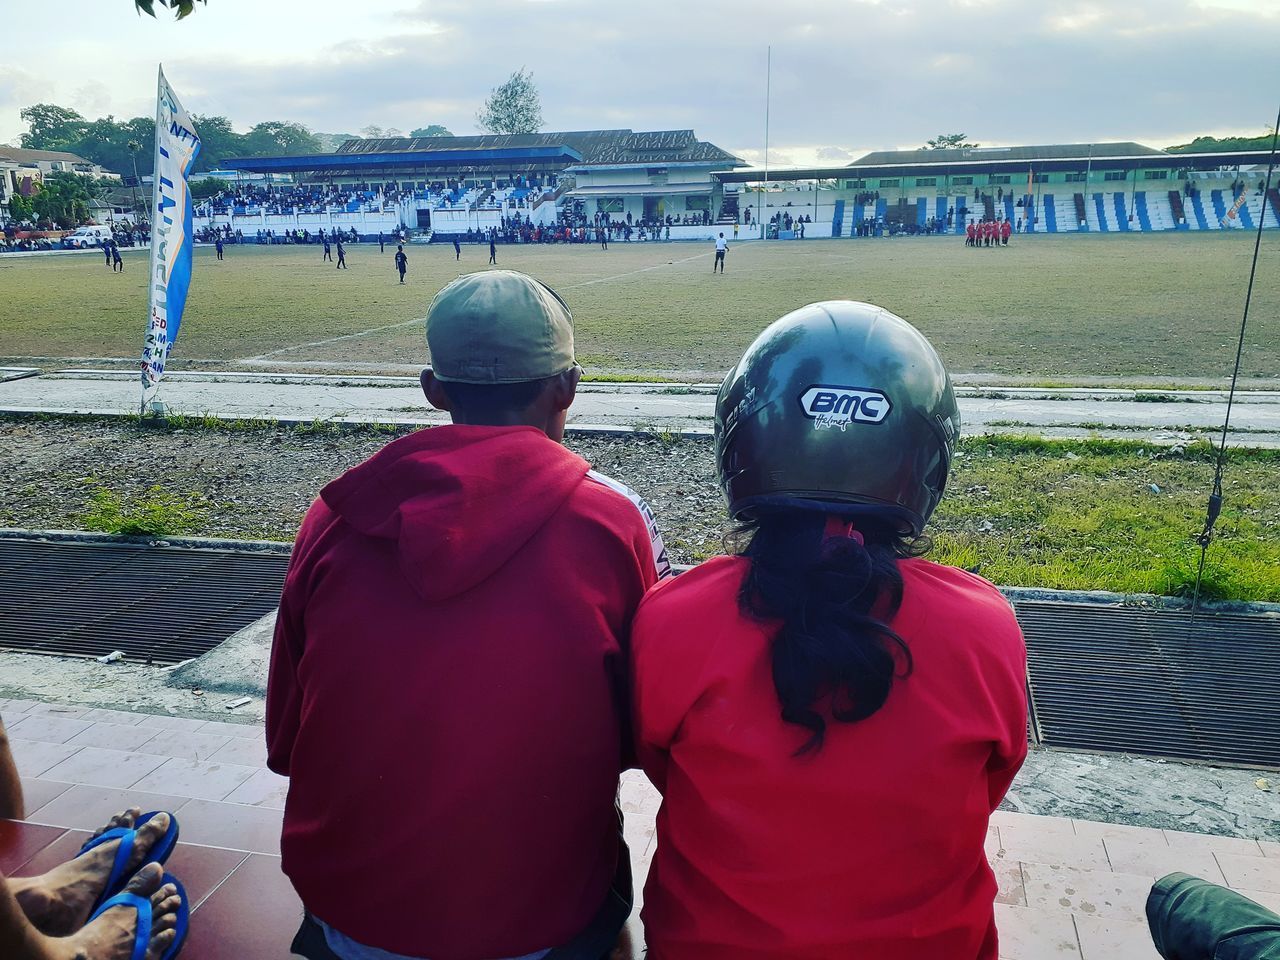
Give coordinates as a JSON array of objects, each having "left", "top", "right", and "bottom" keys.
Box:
[
  {"left": 269, "top": 271, "right": 670, "bottom": 960},
  {"left": 632, "top": 301, "right": 1028, "bottom": 960},
  {"left": 965, "top": 220, "right": 976, "bottom": 246},
  {"left": 1002, "top": 217, "right": 1013, "bottom": 246}
]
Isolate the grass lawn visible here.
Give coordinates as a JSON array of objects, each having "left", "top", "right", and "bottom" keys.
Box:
[
  {"left": 3, "top": 414, "right": 1276, "bottom": 602},
  {"left": 928, "top": 436, "right": 1280, "bottom": 602},
  {"left": 1, "top": 232, "right": 1277, "bottom": 380}
]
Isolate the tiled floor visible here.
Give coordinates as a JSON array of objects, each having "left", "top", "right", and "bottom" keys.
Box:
[{"left": 4, "top": 696, "right": 1280, "bottom": 958}]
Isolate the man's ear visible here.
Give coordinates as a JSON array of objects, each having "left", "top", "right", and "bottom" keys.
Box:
[
  {"left": 549, "top": 365, "right": 581, "bottom": 413},
  {"left": 422, "top": 369, "right": 452, "bottom": 411}
]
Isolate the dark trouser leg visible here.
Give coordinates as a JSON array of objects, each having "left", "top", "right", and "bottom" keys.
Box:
[
  {"left": 1148, "top": 872, "right": 1280, "bottom": 959},
  {"left": 291, "top": 913, "right": 344, "bottom": 960}
]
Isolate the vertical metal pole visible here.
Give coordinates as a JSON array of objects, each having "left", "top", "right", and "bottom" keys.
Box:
[
  {"left": 762, "top": 45, "right": 770, "bottom": 239},
  {"left": 1085, "top": 142, "right": 1093, "bottom": 228}
]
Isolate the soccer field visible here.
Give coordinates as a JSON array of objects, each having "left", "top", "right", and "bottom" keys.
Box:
[{"left": 1, "top": 232, "right": 1277, "bottom": 381}]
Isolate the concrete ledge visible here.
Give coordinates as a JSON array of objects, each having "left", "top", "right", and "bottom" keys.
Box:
[{"left": 0, "top": 527, "right": 291, "bottom": 555}]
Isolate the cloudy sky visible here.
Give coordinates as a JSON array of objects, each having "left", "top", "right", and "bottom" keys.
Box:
[{"left": 1, "top": 0, "right": 1277, "bottom": 167}]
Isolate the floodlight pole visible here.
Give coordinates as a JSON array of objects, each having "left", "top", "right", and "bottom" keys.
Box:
[{"left": 762, "top": 45, "right": 770, "bottom": 240}]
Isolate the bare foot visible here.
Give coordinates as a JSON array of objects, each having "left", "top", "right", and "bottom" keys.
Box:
[
  {"left": 14, "top": 810, "right": 172, "bottom": 937},
  {"left": 48, "top": 864, "right": 181, "bottom": 960}
]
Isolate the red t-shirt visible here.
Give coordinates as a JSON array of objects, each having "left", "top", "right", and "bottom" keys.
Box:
[
  {"left": 267, "top": 425, "right": 668, "bottom": 960},
  {"left": 632, "top": 555, "right": 1027, "bottom": 960},
  {"left": 966, "top": 223, "right": 975, "bottom": 239}
]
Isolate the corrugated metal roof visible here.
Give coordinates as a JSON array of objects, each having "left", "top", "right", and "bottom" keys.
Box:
[
  {"left": 336, "top": 129, "right": 743, "bottom": 168},
  {"left": 0, "top": 147, "right": 95, "bottom": 166}
]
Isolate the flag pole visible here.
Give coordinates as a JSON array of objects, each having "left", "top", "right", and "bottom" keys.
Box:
[
  {"left": 140, "top": 66, "right": 201, "bottom": 418},
  {"left": 142, "top": 65, "right": 165, "bottom": 417}
]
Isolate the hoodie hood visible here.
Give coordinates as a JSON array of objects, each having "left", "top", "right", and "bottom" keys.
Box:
[{"left": 321, "top": 425, "right": 590, "bottom": 601}]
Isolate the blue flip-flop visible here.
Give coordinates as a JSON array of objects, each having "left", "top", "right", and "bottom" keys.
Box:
[
  {"left": 78, "top": 811, "right": 181, "bottom": 916},
  {"left": 88, "top": 872, "right": 189, "bottom": 960}
]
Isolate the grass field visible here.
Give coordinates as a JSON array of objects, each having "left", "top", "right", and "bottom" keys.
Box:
[{"left": 1, "top": 232, "right": 1277, "bottom": 381}]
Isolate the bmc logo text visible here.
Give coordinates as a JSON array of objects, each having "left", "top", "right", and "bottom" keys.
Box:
[{"left": 798, "top": 385, "right": 892, "bottom": 431}]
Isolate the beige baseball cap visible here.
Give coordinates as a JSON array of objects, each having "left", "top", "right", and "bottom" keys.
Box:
[{"left": 426, "top": 270, "right": 576, "bottom": 383}]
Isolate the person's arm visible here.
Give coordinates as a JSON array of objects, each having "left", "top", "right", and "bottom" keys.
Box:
[
  {"left": 0, "top": 716, "right": 23, "bottom": 821},
  {"left": 265, "top": 500, "right": 333, "bottom": 777},
  {"left": 987, "top": 615, "right": 1030, "bottom": 811}
]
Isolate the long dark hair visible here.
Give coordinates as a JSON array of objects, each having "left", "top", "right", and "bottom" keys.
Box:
[{"left": 737, "top": 510, "right": 924, "bottom": 755}]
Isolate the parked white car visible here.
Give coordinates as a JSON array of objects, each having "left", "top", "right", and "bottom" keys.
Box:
[{"left": 61, "top": 225, "right": 113, "bottom": 249}]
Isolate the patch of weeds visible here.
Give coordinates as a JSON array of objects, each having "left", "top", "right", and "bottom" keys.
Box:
[
  {"left": 79, "top": 485, "right": 210, "bottom": 537},
  {"left": 583, "top": 372, "right": 677, "bottom": 383},
  {"left": 631, "top": 422, "right": 683, "bottom": 449},
  {"left": 292, "top": 419, "right": 343, "bottom": 436}
]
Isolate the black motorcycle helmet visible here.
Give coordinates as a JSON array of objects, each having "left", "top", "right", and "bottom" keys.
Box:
[{"left": 715, "top": 301, "right": 960, "bottom": 536}]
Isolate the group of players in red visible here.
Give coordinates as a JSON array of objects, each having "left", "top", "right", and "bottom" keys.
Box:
[{"left": 966, "top": 218, "right": 1012, "bottom": 247}]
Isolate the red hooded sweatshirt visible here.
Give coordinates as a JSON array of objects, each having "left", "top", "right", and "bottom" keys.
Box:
[
  {"left": 631, "top": 555, "right": 1027, "bottom": 960},
  {"left": 267, "top": 425, "right": 668, "bottom": 960}
]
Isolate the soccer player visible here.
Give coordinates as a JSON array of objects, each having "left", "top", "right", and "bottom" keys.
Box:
[
  {"left": 322, "top": 238, "right": 332, "bottom": 262},
  {"left": 335, "top": 238, "right": 347, "bottom": 270},
  {"left": 488, "top": 232, "right": 497, "bottom": 265},
  {"left": 632, "top": 301, "right": 1027, "bottom": 960},
  {"left": 453, "top": 238, "right": 461, "bottom": 261},
  {"left": 102, "top": 240, "right": 112, "bottom": 268},
  {"left": 966, "top": 220, "right": 976, "bottom": 246},
  {"left": 268, "top": 270, "right": 669, "bottom": 960},
  {"left": 111, "top": 242, "right": 123, "bottom": 273},
  {"left": 1002, "top": 217, "right": 1012, "bottom": 246},
  {"left": 215, "top": 235, "right": 224, "bottom": 261},
  {"left": 394, "top": 244, "right": 407, "bottom": 284},
  {"left": 378, "top": 231, "right": 385, "bottom": 253},
  {"left": 713, "top": 232, "right": 728, "bottom": 273}
]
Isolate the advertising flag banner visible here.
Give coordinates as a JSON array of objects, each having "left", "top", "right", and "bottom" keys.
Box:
[{"left": 141, "top": 66, "right": 201, "bottom": 409}]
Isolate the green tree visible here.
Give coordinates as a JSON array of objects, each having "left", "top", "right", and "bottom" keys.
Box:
[
  {"left": 30, "top": 173, "right": 100, "bottom": 228},
  {"left": 410, "top": 125, "right": 453, "bottom": 138},
  {"left": 476, "top": 68, "right": 543, "bottom": 135},
  {"left": 925, "top": 133, "right": 979, "bottom": 150},
  {"left": 240, "top": 121, "right": 321, "bottom": 156},
  {"left": 134, "top": 0, "right": 205, "bottom": 19},
  {"left": 314, "top": 132, "right": 359, "bottom": 152},
  {"left": 189, "top": 177, "right": 226, "bottom": 199},
  {"left": 7, "top": 191, "right": 36, "bottom": 223},
  {"left": 190, "top": 114, "right": 244, "bottom": 171},
  {"left": 1167, "top": 132, "right": 1276, "bottom": 154},
  {"left": 19, "top": 104, "right": 87, "bottom": 150}
]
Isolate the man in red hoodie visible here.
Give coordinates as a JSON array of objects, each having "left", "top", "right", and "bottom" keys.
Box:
[{"left": 267, "top": 270, "right": 670, "bottom": 960}]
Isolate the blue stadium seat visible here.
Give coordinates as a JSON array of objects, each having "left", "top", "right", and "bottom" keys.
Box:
[
  {"left": 1113, "top": 193, "right": 1130, "bottom": 231},
  {"left": 1093, "top": 193, "right": 1109, "bottom": 232},
  {"left": 1134, "top": 192, "right": 1153, "bottom": 231},
  {"left": 1190, "top": 192, "right": 1211, "bottom": 229}
]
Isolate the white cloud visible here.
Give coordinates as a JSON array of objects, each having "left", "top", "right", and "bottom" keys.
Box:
[{"left": 0, "top": 0, "right": 1277, "bottom": 157}]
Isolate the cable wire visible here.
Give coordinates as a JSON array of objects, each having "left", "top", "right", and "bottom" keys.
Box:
[{"left": 1190, "top": 102, "right": 1280, "bottom": 615}]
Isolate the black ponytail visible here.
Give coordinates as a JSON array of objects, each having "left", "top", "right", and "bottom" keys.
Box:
[{"left": 737, "top": 511, "right": 923, "bottom": 756}]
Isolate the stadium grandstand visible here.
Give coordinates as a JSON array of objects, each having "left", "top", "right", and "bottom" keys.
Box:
[
  {"left": 204, "top": 129, "right": 745, "bottom": 242},
  {"left": 192, "top": 132, "right": 1279, "bottom": 243},
  {"left": 724, "top": 142, "right": 1280, "bottom": 238}
]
